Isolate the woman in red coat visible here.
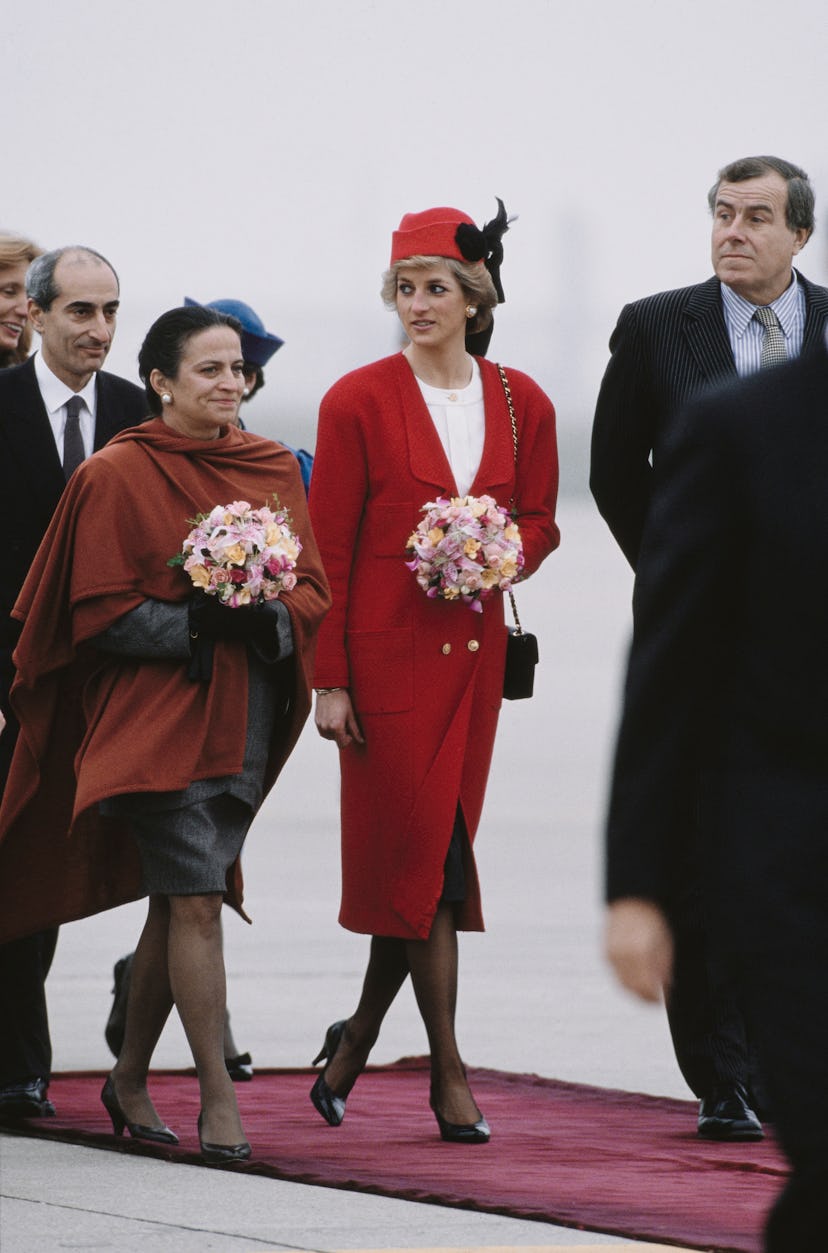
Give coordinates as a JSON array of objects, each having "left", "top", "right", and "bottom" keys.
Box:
[{"left": 308, "top": 203, "right": 559, "bottom": 1141}]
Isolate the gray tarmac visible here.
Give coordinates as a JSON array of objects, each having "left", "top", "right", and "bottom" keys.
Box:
[{"left": 1, "top": 499, "right": 704, "bottom": 1251}]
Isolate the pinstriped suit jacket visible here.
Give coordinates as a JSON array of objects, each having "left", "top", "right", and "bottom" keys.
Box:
[{"left": 590, "top": 270, "right": 828, "bottom": 567}]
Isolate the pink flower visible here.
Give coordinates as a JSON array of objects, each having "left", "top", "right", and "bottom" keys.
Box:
[
  {"left": 169, "top": 495, "right": 302, "bottom": 607},
  {"left": 404, "top": 494, "right": 523, "bottom": 610}
]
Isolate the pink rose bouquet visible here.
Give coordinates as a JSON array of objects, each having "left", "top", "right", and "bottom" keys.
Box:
[
  {"left": 405, "top": 494, "right": 523, "bottom": 612},
  {"left": 168, "top": 497, "right": 301, "bottom": 607}
]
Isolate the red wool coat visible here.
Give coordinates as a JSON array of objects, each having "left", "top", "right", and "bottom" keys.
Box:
[{"left": 309, "top": 353, "right": 559, "bottom": 940}]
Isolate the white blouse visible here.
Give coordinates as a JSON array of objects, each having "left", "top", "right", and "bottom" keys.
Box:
[{"left": 414, "top": 358, "right": 485, "bottom": 497}]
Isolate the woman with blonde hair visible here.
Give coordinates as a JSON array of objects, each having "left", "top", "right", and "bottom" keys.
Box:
[
  {"left": 309, "top": 201, "right": 559, "bottom": 1141},
  {"left": 0, "top": 233, "right": 42, "bottom": 368}
]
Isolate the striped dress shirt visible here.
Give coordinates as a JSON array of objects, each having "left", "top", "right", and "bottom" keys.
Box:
[{"left": 721, "top": 271, "right": 805, "bottom": 376}]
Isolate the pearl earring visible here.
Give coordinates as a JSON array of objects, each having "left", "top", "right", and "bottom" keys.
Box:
[
  {"left": 243, "top": 387, "right": 250, "bottom": 397},
  {"left": 465, "top": 305, "right": 478, "bottom": 319},
  {"left": 161, "top": 392, "right": 172, "bottom": 406}
]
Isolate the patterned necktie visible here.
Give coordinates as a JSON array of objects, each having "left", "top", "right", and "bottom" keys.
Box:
[
  {"left": 753, "top": 305, "right": 788, "bottom": 369},
  {"left": 62, "top": 395, "right": 85, "bottom": 481}
]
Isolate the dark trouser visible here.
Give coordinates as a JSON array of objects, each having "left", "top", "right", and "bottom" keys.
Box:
[
  {"left": 737, "top": 953, "right": 828, "bottom": 1251},
  {"left": 664, "top": 805, "right": 760, "bottom": 1103},
  {"left": 0, "top": 928, "right": 59, "bottom": 1085},
  {"left": 666, "top": 874, "right": 755, "bottom": 1100}
]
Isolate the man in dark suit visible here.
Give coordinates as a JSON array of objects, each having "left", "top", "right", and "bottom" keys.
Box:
[
  {"left": 0, "top": 245, "right": 146, "bottom": 1121},
  {"left": 605, "top": 339, "right": 828, "bottom": 1250},
  {"left": 591, "top": 155, "right": 828, "bottom": 1140}
]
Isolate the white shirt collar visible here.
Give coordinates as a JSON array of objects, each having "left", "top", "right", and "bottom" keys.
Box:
[
  {"left": 33, "top": 349, "right": 98, "bottom": 418},
  {"left": 720, "top": 270, "right": 801, "bottom": 340}
]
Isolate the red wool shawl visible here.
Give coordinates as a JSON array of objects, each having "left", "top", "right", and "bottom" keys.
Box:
[{"left": 0, "top": 419, "right": 330, "bottom": 943}]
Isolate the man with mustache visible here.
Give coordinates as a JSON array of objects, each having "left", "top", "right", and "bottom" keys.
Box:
[
  {"left": 0, "top": 246, "right": 146, "bottom": 1121},
  {"left": 590, "top": 156, "right": 828, "bottom": 1141}
]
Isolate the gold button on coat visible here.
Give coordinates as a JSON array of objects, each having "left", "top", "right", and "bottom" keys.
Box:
[
  {"left": 441, "top": 643, "right": 452, "bottom": 655},
  {"left": 467, "top": 639, "right": 480, "bottom": 652}
]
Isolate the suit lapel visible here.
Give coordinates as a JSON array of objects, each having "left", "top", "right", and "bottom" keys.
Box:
[
  {"left": 93, "top": 372, "right": 125, "bottom": 449},
  {"left": 681, "top": 279, "right": 737, "bottom": 385},
  {"left": 0, "top": 358, "right": 65, "bottom": 505},
  {"left": 397, "top": 355, "right": 459, "bottom": 495},
  {"left": 798, "top": 271, "right": 828, "bottom": 353},
  {"left": 468, "top": 360, "right": 515, "bottom": 499}
]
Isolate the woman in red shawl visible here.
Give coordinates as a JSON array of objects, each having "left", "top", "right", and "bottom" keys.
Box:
[
  {"left": 0, "top": 306, "right": 329, "bottom": 1161},
  {"left": 308, "top": 202, "right": 559, "bottom": 1141}
]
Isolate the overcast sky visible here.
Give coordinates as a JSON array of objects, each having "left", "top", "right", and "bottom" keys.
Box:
[{"left": 6, "top": 0, "right": 827, "bottom": 484}]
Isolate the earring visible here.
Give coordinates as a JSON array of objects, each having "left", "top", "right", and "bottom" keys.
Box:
[
  {"left": 242, "top": 387, "right": 250, "bottom": 397},
  {"left": 161, "top": 392, "right": 172, "bottom": 406},
  {"left": 465, "top": 305, "right": 478, "bottom": 319}
]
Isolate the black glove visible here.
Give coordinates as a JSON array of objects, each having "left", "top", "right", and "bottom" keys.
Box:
[{"left": 187, "top": 590, "right": 278, "bottom": 683}]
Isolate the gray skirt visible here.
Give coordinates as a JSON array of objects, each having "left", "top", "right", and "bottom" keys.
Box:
[{"left": 125, "top": 792, "right": 253, "bottom": 896}]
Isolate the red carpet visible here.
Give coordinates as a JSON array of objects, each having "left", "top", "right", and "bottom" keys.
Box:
[{"left": 13, "top": 1060, "right": 786, "bottom": 1251}]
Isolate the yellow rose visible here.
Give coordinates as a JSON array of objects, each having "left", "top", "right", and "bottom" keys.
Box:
[
  {"left": 464, "top": 538, "right": 481, "bottom": 557},
  {"left": 501, "top": 559, "right": 518, "bottom": 579},
  {"left": 189, "top": 564, "right": 210, "bottom": 589},
  {"left": 427, "top": 527, "right": 444, "bottom": 546},
  {"left": 480, "top": 568, "right": 498, "bottom": 587},
  {"left": 224, "top": 542, "right": 246, "bottom": 565},
  {"left": 504, "top": 523, "right": 520, "bottom": 542}
]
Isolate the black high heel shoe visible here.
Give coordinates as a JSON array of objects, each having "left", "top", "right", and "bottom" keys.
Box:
[
  {"left": 100, "top": 1076, "right": 178, "bottom": 1145},
  {"left": 310, "top": 1019, "right": 347, "bottom": 1127},
  {"left": 197, "top": 1111, "right": 251, "bottom": 1165},
  {"left": 430, "top": 1089, "right": 491, "bottom": 1144}
]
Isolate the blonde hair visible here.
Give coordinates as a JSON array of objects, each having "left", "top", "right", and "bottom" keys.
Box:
[
  {"left": 380, "top": 255, "right": 498, "bottom": 336},
  {"left": 0, "top": 232, "right": 43, "bottom": 365}
]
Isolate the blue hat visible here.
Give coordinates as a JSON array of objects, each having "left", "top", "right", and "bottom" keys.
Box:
[{"left": 183, "top": 297, "right": 284, "bottom": 367}]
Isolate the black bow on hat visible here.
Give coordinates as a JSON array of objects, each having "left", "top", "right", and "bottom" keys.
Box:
[{"left": 454, "top": 197, "right": 511, "bottom": 303}]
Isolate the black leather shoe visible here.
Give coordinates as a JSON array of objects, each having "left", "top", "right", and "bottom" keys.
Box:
[
  {"left": 698, "top": 1083, "right": 763, "bottom": 1141},
  {"left": 0, "top": 1077, "right": 56, "bottom": 1120},
  {"left": 429, "top": 1085, "right": 490, "bottom": 1143},
  {"left": 197, "top": 1111, "right": 251, "bottom": 1164},
  {"left": 104, "top": 953, "right": 133, "bottom": 1057},
  {"left": 100, "top": 1076, "right": 178, "bottom": 1145},
  {"left": 432, "top": 1105, "right": 491, "bottom": 1143},
  {"left": 225, "top": 1051, "right": 254, "bottom": 1082},
  {"left": 310, "top": 1020, "right": 348, "bottom": 1126}
]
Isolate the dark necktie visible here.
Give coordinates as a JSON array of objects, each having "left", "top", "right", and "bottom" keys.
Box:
[
  {"left": 62, "top": 396, "right": 85, "bottom": 481},
  {"left": 753, "top": 306, "right": 788, "bottom": 369}
]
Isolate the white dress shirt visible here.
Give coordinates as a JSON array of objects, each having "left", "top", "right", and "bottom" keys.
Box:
[
  {"left": 415, "top": 357, "right": 485, "bottom": 497},
  {"left": 34, "top": 350, "right": 98, "bottom": 461}
]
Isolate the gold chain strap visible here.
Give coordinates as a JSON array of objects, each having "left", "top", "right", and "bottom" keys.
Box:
[{"left": 496, "top": 363, "right": 523, "bottom": 636}]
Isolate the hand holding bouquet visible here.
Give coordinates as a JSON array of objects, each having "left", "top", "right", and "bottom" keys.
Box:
[
  {"left": 168, "top": 497, "right": 301, "bottom": 606},
  {"left": 405, "top": 494, "right": 523, "bottom": 612},
  {"left": 169, "top": 497, "right": 302, "bottom": 681}
]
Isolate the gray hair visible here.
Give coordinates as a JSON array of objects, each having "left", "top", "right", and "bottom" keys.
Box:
[
  {"left": 708, "top": 156, "right": 815, "bottom": 239},
  {"left": 26, "top": 246, "right": 119, "bottom": 310}
]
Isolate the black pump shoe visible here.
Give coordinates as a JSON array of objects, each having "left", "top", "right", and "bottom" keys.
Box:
[
  {"left": 311, "top": 1019, "right": 346, "bottom": 1067},
  {"left": 430, "top": 1089, "right": 490, "bottom": 1143},
  {"left": 197, "top": 1111, "right": 251, "bottom": 1164},
  {"left": 310, "top": 1073, "right": 347, "bottom": 1127},
  {"left": 310, "top": 1020, "right": 348, "bottom": 1126},
  {"left": 225, "top": 1051, "right": 254, "bottom": 1082},
  {"left": 100, "top": 1076, "right": 178, "bottom": 1145}
]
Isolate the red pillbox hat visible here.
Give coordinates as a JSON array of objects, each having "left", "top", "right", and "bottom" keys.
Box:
[{"left": 390, "top": 207, "right": 480, "bottom": 266}]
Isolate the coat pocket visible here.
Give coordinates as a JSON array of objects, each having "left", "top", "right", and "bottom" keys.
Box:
[{"left": 347, "top": 626, "right": 413, "bottom": 714}]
